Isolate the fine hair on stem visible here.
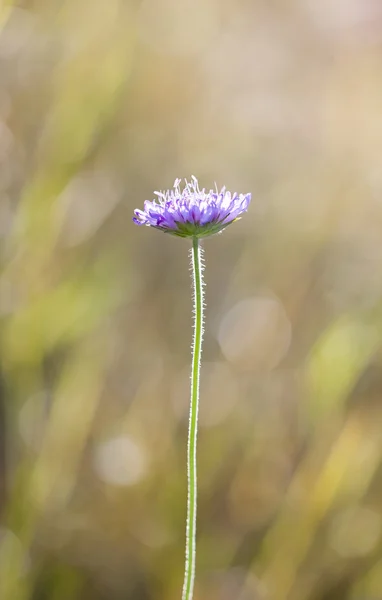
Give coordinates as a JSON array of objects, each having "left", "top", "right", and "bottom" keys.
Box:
[{"left": 182, "top": 237, "right": 205, "bottom": 600}]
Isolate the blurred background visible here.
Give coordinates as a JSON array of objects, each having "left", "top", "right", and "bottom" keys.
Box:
[{"left": 1, "top": 0, "right": 382, "bottom": 598}]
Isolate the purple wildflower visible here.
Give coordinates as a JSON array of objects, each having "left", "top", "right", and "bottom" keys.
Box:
[{"left": 133, "top": 176, "right": 251, "bottom": 238}]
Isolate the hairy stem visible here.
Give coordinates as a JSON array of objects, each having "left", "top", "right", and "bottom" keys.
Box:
[{"left": 182, "top": 237, "right": 204, "bottom": 600}]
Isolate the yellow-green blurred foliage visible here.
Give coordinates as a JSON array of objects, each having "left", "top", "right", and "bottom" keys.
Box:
[{"left": 1, "top": 1, "right": 382, "bottom": 598}]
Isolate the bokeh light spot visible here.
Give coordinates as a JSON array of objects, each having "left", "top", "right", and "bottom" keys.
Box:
[
  {"left": 329, "top": 506, "right": 381, "bottom": 558},
  {"left": 93, "top": 435, "right": 147, "bottom": 487},
  {"left": 217, "top": 296, "right": 292, "bottom": 371}
]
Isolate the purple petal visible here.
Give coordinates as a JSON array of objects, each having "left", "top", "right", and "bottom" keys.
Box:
[{"left": 133, "top": 179, "right": 251, "bottom": 236}]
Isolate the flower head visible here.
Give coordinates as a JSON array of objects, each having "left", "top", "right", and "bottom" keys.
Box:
[{"left": 133, "top": 176, "right": 251, "bottom": 238}]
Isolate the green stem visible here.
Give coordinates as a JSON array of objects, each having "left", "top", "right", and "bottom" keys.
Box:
[{"left": 182, "top": 237, "right": 204, "bottom": 600}]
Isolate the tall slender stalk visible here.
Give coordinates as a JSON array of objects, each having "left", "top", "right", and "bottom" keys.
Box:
[
  {"left": 133, "top": 177, "right": 250, "bottom": 600},
  {"left": 182, "top": 237, "right": 204, "bottom": 600}
]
